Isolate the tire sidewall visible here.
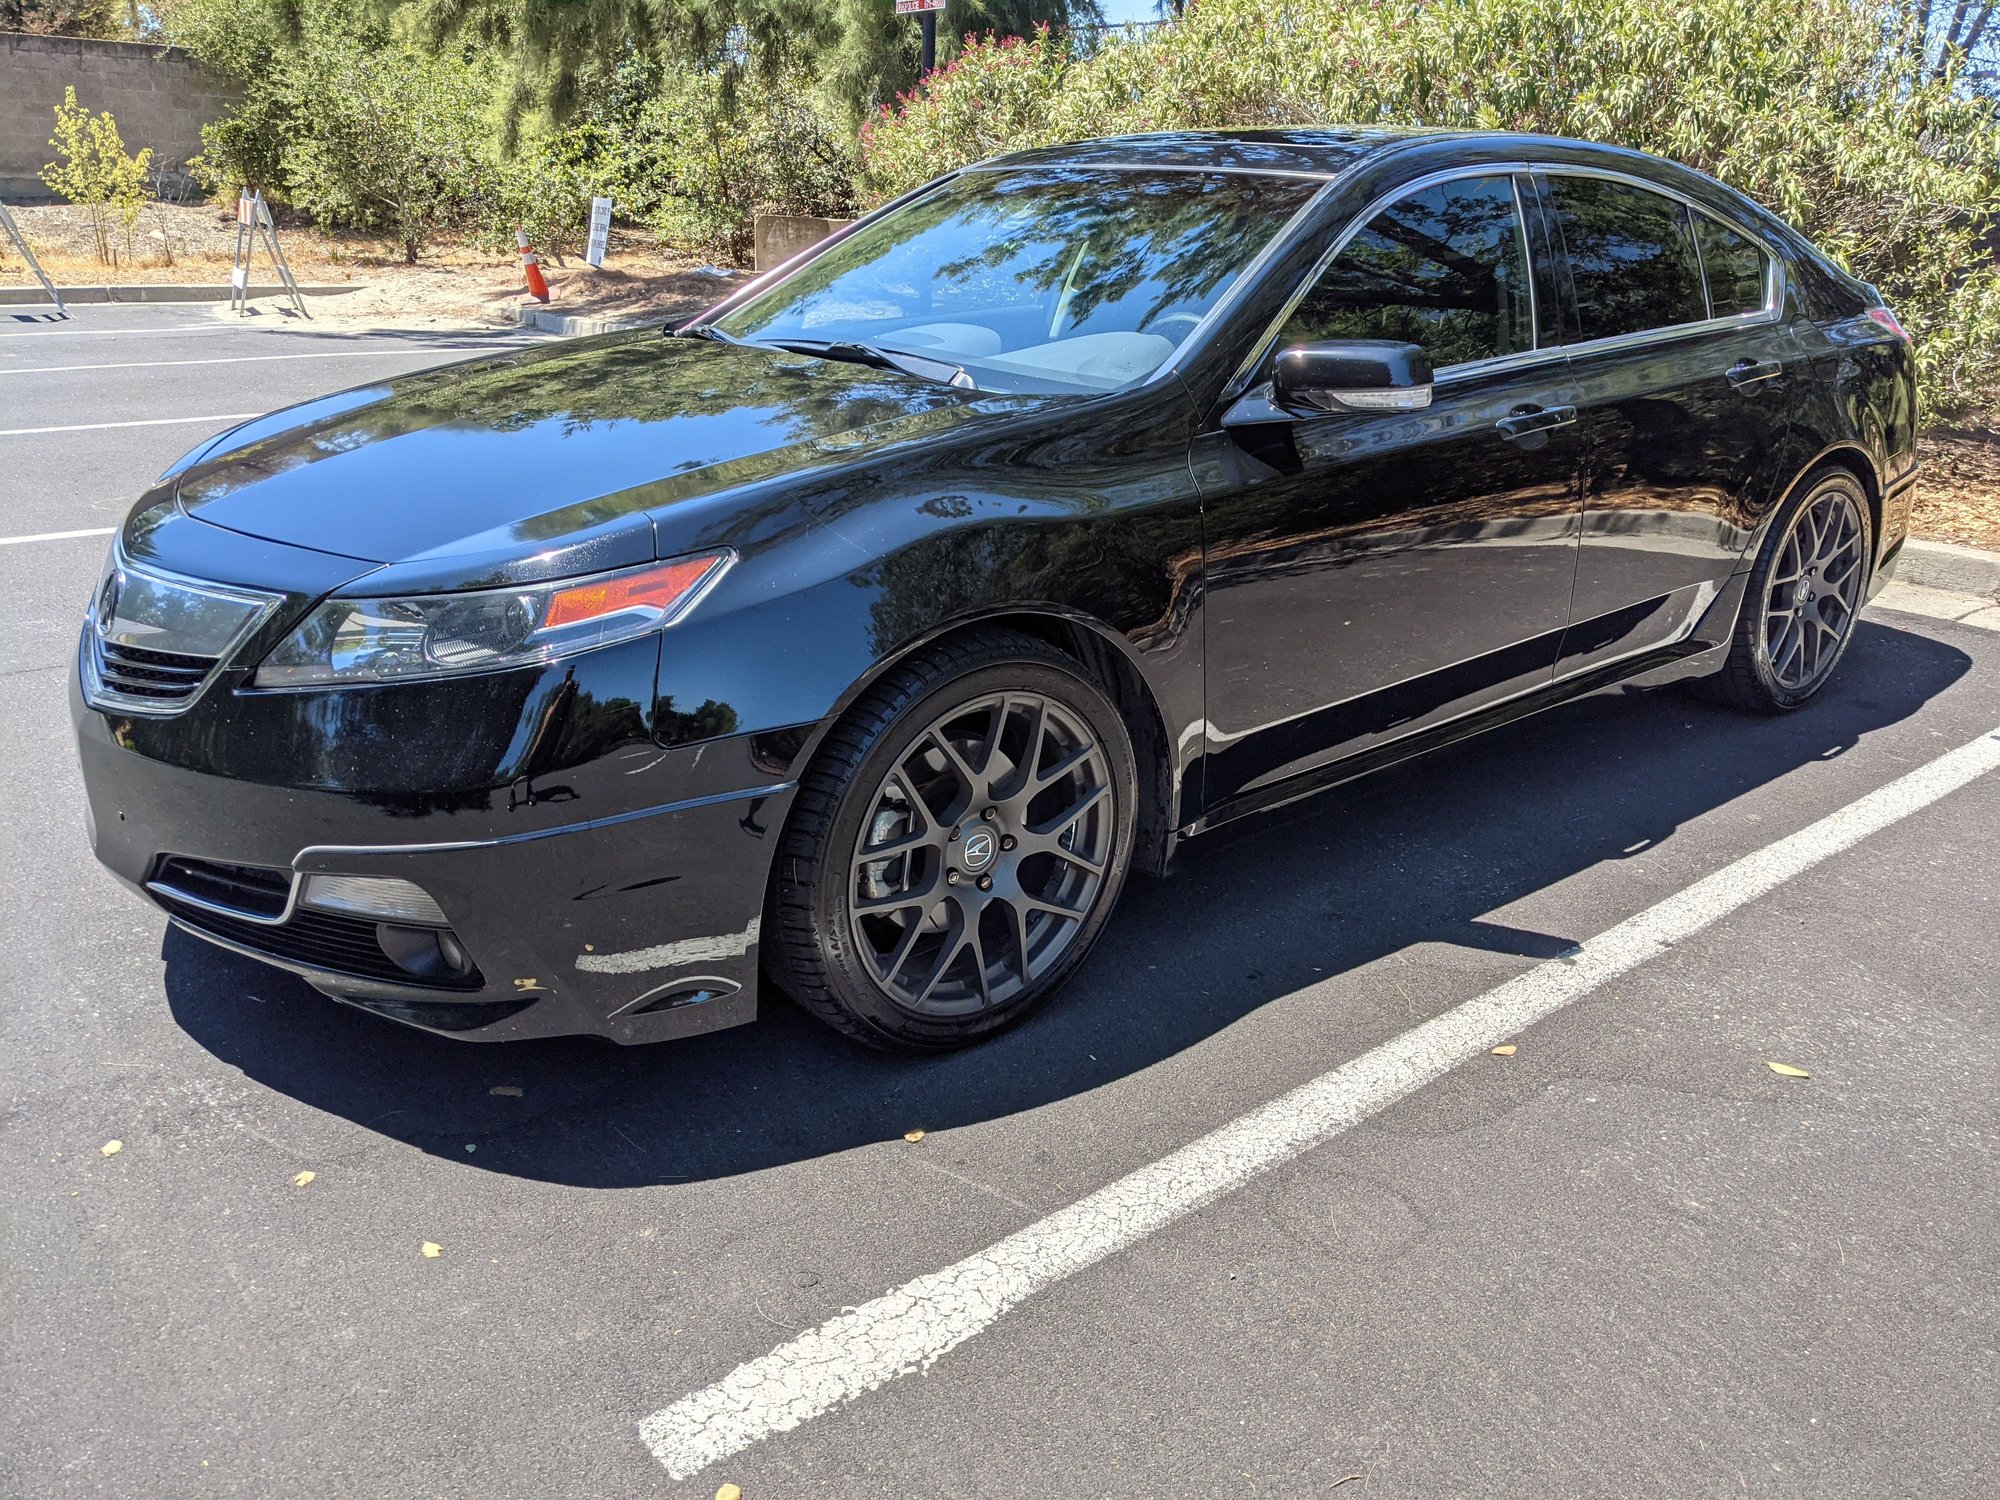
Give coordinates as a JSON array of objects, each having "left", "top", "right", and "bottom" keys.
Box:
[
  {"left": 1747, "top": 470, "right": 1873, "bottom": 709},
  {"left": 810, "top": 653, "right": 1138, "bottom": 1049}
]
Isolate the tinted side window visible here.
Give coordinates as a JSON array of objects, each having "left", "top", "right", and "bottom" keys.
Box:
[
  {"left": 1693, "top": 214, "right": 1771, "bottom": 317},
  {"left": 1548, "top": 177, "right": 1707, "bottom": 341},
  {"left": 1279, "top": 175, "right": 1533, "bottom": 370}
]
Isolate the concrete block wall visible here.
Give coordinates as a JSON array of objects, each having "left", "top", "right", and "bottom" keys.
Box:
[{"left": 1, "top": 32, "right": 237, "bottom": 201}]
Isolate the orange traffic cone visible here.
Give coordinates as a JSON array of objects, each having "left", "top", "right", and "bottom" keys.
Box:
[{"left": 516, "top": 227, "right": 550, "bottom": 303}]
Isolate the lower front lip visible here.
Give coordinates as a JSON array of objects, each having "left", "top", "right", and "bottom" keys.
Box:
[{"left": 71, "top": 679, "right": 796, "bottom": 1045}]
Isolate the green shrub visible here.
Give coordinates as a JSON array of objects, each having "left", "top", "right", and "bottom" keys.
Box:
[
  {"left": 862, "top": 0, "right": 2000, "bottom": 422},
  {"left": 618, "top": 71, "right": 858, "bottom": 263},
  {"left": 41, "top": 86, "right": 154, "bottom": 266},
  {"left": 176, "top": 0, "right": 494, "bottom": 261},
  {"left": 174, "top": 0, "right": 859, "bottom": 268},
  {"left": 858, "top": 27, "right": 1074, "bottom": 199}
]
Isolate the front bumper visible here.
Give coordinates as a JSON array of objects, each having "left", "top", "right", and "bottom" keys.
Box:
[{"left": 73, "top": 679, "right": 797, "bottom": 1044}]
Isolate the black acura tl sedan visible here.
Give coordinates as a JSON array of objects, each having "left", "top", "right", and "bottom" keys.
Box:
[{"left": 73, "top": 130, "right": 1918, "bottom": 1051}]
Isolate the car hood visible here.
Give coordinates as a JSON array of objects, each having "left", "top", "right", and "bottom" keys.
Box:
[{"left": 172, "top": 332, "right": 1029, "bottom": 580}]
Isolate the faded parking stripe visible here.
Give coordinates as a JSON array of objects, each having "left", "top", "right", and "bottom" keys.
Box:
[{"left": 639, "top": 722, "right": 2000, "bottom": 1480}]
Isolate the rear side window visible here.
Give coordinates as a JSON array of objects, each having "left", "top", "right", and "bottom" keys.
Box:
[
  {"left": 1693, "top": 214, "right": 1772, "bottom": 317},
  {"left": 1279, "top": 174, "right": 1534, "bottom": 370},
  {"left": 1548, "top": 176, "right": 1708, "bottom": 341}
]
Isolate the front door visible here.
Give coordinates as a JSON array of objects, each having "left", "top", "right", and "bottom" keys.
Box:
[{"left": 1196, "top": 171, "right": 1584, "bottom": 816}]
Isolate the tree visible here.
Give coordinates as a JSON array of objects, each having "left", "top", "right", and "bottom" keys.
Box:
[
  {"left": 401, "top": 0, "right": 1104, "bottom": 125},
  {"left": 0, "top": 0, "right": 124, "bottom": 35},
  {"left": 284, "top": 43, "right": 495, "bottom": 263},
  {"left": 41, "top": 86, "right": 153, "bottom": 266},
  {"left": 1907, "top": 0, "right": 1997, "bottom": 87}
]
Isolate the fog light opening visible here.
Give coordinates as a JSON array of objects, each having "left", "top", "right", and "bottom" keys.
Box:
[{"left": 375, "top": 922, "right": 478, "bottom": 982}]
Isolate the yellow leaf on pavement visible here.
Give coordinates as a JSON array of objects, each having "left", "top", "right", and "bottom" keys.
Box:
[
  {"left": 420, "top": 1241, "right": 443, "bottom": 1258},
  {"left": 1490, "top": 1045, "right": 1517, "bottom": 1057},
  {"left": 903, "top": 1130, "right": 925, "bottom": 1144},
  {"left": 100, "top": 1140, "right": 122, "bottom": 1157},
  {"left": 1765, "top": 1060, "right": 1811, "bottom": 1078},
  {"left": 292, "top": 1171, "right": 316, "bottom": 1188},
  {"left": 715, "top": 1485, "right": 743, "bottom": 1500}
]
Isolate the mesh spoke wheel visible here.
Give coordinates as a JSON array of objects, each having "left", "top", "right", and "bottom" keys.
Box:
[
  {"left": 849, "top": 692, "right": 1115, "bottom": 1017},
  {"left": 1700, "top": 467, "right": 1872, "bottom": 713},
  {"left": 1760, "top": 486, "right": 1866, "bottom": 694},
  {"left": 767, "top": 630, "right": 1138, "bottom": 1051}
]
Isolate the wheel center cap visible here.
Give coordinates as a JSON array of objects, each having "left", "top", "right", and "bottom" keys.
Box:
[{"left": 959, "top": 828, "right": 998, "bottom": 874}]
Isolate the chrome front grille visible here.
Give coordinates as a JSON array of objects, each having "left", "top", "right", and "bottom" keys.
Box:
[
  {"left": 91, "top": 640, "right": 219, "bottom": 704},
  {"left": 79, "top": 551, "right": 283, "bottom": 717}
]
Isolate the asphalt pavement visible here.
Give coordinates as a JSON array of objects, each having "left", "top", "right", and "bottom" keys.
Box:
[{"left": 3, "top": 303, "right": 1996, "bottom": 1499}]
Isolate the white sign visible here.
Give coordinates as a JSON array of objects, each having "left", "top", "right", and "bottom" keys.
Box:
[
  {"left": 894, "top": 0, "right": 944, "bottom": 12},
  {"left": 585, "top": 197, "right": 613, "bottom": 268}
]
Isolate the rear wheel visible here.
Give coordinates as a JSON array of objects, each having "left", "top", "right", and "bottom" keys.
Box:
[
  {"left": 767, "top": 631, "right": 1138, "bottom": 1050},
  {"left": 1705, "top": 469, "right": 1873, "bottom": 712}
]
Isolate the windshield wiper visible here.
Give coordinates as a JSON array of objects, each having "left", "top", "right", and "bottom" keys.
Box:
[
  {"left": 673, "top": 323, "right": 744, "bottom": 344},
  {"left": 764, "top": 337, "right": 979, "bottom": 390},
  {"left": 763, "top": 337, "right": 902, "bottom": 369}
]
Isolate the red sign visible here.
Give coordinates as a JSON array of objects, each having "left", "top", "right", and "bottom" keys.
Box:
[{"left": 894, "top": 0, "right": 944, "bottom": 12}]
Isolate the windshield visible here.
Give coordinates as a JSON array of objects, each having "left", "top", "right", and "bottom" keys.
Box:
[{"left": 713, "top": 167, "right": 1320, "bottom": 396}]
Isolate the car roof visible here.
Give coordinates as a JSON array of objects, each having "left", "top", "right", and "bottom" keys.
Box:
[
  {"left": 977, "top": 129, "right": 1729, "bottom": 188},
  {"left": 980, "top": 128, "right": 1458, "bottom": 179}
]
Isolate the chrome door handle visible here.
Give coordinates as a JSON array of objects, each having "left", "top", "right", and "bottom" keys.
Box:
[
  {"left": 1496, "top": 404, "right": 1577, "bottom": 440},
  {"left": 1726, "top": 358, "right": 1784, "bottom": 389}
]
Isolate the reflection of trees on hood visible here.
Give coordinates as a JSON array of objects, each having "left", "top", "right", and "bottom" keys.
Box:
[{"left": 175, "top": 334, "right": 971, "bottom": 522}]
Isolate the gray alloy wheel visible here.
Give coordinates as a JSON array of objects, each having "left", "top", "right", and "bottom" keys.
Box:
[
  {"left": 766, "top": 630, "right": 1138, "bottom": 1050},
  {"left": 847, "top": 690, "right": 1115, "bottom": 1018},
  {"left": 1705, "top": 468, "right": 1873, "bottom": 713},
  {"left": 1761, "top": 484, "right": 1868, "bottom": 694}
]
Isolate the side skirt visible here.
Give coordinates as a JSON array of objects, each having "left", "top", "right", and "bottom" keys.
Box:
[{"left": 1183, "top": 571, "right": 1749, "bottom": 839}]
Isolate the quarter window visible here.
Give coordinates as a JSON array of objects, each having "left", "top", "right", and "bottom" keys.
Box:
[
  {"left": 1693, "top": 214, "right": 1771, "bottom": 318},
  {"left": 1277, "top": 175, "right": 1534, "bottom": 371},
  {"left": 1548, "top": 176, "right": 1708, "bottom": 341}
]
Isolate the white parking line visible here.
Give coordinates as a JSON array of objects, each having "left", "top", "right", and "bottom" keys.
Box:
[
  {"left": 0, "top": 348, "right": 507, "bottom": 376},
  {"left": 0, "top": 414, "right": 260, "bottom": 438},
  {"left": 0, "top": 323, "right": 251, "bottom": 339},
  {"left": 0, "top": 526, "right": 115, "bottom": 547},
  {"left": 638, "top": 721, "right": 2000, "bottom": 1480}
]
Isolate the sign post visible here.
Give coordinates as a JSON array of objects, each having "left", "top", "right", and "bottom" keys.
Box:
[
  {"left": 585, "top": 197, "right": 613, "bottom": 269},
  {"left": 894, "top": 0, "right": 945, "bottom": 75},
  {"left": 0, "top": 203, "right": 65, "bottom": 314},
  {"left": 229, "top": 189, "right": 308, "bottom": 318}
]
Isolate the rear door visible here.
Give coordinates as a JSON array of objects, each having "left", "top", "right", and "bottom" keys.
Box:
[{"left": 1540, "top": 171, "right": 1804, "bottom": 676}]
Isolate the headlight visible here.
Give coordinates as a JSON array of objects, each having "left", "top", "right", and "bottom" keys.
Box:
[{"left": 252, "top": 552, "right": 732, "bottom": 688}]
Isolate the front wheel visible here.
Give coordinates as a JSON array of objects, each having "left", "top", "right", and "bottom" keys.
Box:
[
  {"left": 1704, "top": 469, "right": 1873, "bottom": 712},
  {"left": 766, "top": 631, "right": 1138, "bottom": 1050}
]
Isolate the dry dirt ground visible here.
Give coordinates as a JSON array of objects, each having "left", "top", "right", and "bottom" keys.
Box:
[
  {"left": 0, "top": 201, "right": 741, "bottom": 331},
  {"left": 6, "top": 202, "right": 1997, "bottom": 545},
  {"left": 1912, "top": 423, "right": 2000, "bottom": 550}
]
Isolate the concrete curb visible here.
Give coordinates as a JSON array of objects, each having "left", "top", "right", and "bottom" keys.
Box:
[
  {"left": 1892, "top": 538, "right": 2000, "bottom": 601},
  {"left": 0, "top": 283, "right": 361, "bottom": 305},
  {"left": 517, "top": 306, "right": 671, "bottom": 336}
]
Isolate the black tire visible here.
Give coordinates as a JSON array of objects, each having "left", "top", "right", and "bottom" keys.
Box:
[
  {"left": 1702, "top": 467, "right": 1873, "bottom": 713},
  {"left": 766, "top": 630, "right": 1139, "bottom": 1051}
]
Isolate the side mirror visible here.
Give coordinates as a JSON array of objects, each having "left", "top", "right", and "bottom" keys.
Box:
[{"left": 1270, "top": 340, "right": 1433, "bottom": 415}]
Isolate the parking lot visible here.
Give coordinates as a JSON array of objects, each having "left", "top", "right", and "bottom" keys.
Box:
[{"left": 5, "top": 303, "right": 1997, "bottom": 1498}]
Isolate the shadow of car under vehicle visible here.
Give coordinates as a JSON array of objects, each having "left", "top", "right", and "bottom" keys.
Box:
[{"left": 162, "top": 618, "right": 1970, "bottom": 1188}]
